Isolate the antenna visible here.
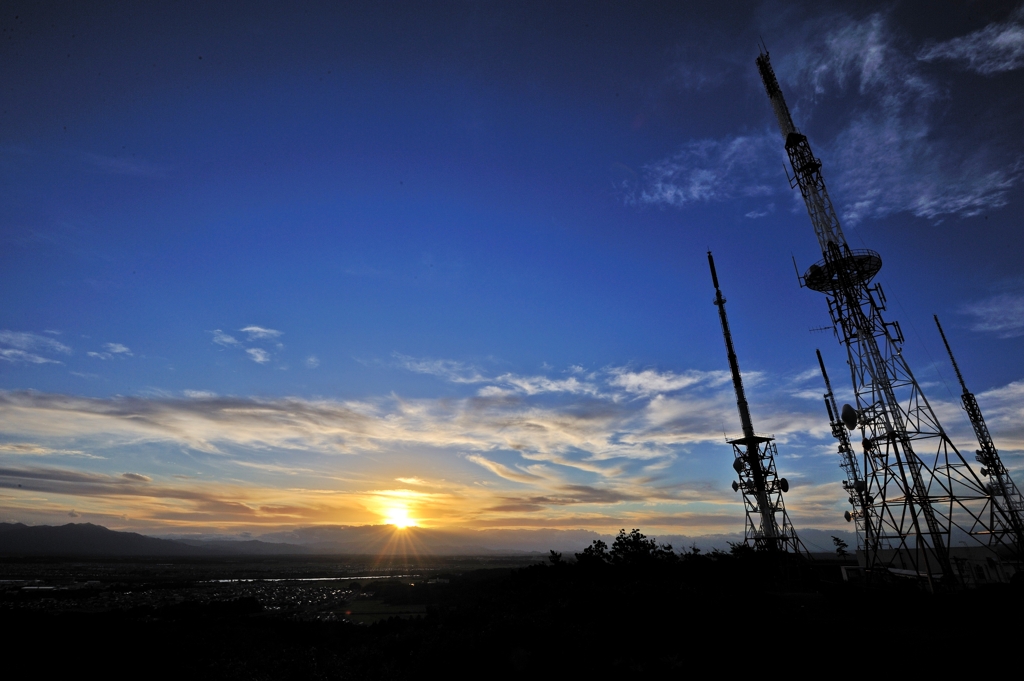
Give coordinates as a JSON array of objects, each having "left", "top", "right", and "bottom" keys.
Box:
[
  {"left": 708, "top": 250, "right": 805, "bottom": 554},
  {"left": 757, "top": 50, "right": 1021, "bottom": 584},
  {"left": 934, "top": 315, "right": 1024, "bottom": 557},
  {"left": 933, "top": 314, "right": 967, "bottom": 391},
  {"left": 816, "top": 349, "right": 874, "bottom": 554}
]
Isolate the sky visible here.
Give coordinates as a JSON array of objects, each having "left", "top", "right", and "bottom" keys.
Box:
[{"left": 2, "top": 1, "right": 1024, "bottom": 544}]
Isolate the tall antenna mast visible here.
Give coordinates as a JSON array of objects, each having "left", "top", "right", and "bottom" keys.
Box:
[
  {"left": 709, "top": 251, "right": 804, "bottom": 553},
  {"left": 934, "top": 315, "right": 1024, "bottom": 556},
  {"left": 756, "top": 49, "right": 1017, "bottom": 585},
  {"left": 816, "top": 349, "right": 873, "bottom": 553}
]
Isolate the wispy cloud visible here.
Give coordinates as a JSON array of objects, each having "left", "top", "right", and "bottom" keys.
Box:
[
  {"left": 608, "top": 368, "right": 729, "bottom": 396},
  {"left": 0, "top": 442, "right": 100, "bottom": 458},
  {"left": 87, "top": 342, "right": 133, "bottom": 360},
  {"left": 960, "top": 292, "right": 1024, "bottom": 338},
  {"left": 305, "top": 355, "right": 320, "bottom": 369},
  {"left": 918, "top": 7, "right": 1024, "bottom": 75},
  {"left": 183, "top": 390, "right": 216, "bottom": 399},
  {"left": 634, "top": 134, "right": 781, "bottom": 208},
  {"left": 791, "top": 12, "right": 1023, "bottom": 223},
  {"left": 211, "top": 328, "right": 281, "bottom": 365},
  {"left": 392, "top": 353, "right": 489, "bottom": 383},
  {"left": 104, "top": 343, "right": 132, "bottom": 355},
  {"left": 241, "top": 326, "right": 282, "bottom": 340},
  {"left": 0, "top": 331, "right": 72, "bottom": 364},
  {"left": 466, "top": 455, "right": 544, "bottom": 484},
  {"left": 642, "top": 11, "right": 1024, "bottom": 224},
  {"left": 246, "top": 348, "right": 270, "bottom": 364},
  {"left": 210, "top": 330, "right": 240, "bottom": 347}
]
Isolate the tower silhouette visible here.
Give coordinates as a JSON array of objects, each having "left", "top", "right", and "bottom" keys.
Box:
[
  {"left": 709, "top": 251, "right": 804, "bottom": 553},
  {"left": 935, "top": 315, "right": 1024, "bottom": 559},
  {"left": 756, "top": 49, "right": 1019, "bottom": 586}
]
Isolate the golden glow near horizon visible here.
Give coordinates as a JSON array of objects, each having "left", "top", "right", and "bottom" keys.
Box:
[{"left": 0, "top": 365, "right": 901, "bottom": 535}]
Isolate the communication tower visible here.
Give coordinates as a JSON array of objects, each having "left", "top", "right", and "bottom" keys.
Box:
[
  {"left": 815, "top": 349, "right": 872, "bottom": 549},
  {"left": 935, "top": 315, "right": 1024, "bottom": 557},
  {"left": 708, "top": 251, "right": 804, "bottom": 553},
  {"left": 756, "top": 49, "right": 1018, "bottom": 585}
]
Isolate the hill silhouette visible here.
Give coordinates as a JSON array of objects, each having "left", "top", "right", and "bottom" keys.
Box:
[
  {"left": 0, "top": 523, "right": 307, "bottom": 557},
  {"left": 0, "top": 522, "right": 202, "bottom": 556}
]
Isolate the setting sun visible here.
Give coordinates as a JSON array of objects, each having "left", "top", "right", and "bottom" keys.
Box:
[{"left": 384, "top": 506, "right": 416, "bottom": 529}]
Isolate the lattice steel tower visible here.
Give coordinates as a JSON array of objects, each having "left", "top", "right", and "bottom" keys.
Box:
[
  {"left": 815, "top": 349, "right": 872, "bottom": 549},
  {"left": 935, "top": 315, "right": 1024, "bottom": 557},
  {"left": 709, "top": 251, "right": 804, "bottom": 553},
  {"left": 756, "top": 49, "right": 1019, "bottom": 586}
]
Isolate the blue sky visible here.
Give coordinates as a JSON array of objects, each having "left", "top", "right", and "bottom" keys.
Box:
[{"left": 2, "top": 1, "right": 1024, "bottom": 543}]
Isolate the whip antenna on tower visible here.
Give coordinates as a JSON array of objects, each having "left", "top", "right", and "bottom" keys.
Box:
[
  {"left": 709, "top": 251, "right": 805, "bottom": 554},
  {"left": 816, "top": 349, "right": 874, "bottom": 555},
  {"left": 935, "top": 315, "right": 1024, "bottom": 557},
  {"left": 756, "top": 50, "right": 1018, "bottom": 586}
]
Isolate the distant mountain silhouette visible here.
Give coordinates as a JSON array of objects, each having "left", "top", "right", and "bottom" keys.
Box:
[
  {"left": 257, "top": 525, "right": 605, "bottom": 555},
  {"left": 0, "top": 522, "right": 202, "bottom": 556},
  {"left": 0, "top": 523, "right": 309, "bottom": 557},
  {"left": 0, "top": 522, "right": 858, "bottom": 557}
]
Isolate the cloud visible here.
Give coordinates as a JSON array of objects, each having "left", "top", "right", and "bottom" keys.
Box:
[
  {"left": 88, "top": 344, "right": 131, "bottom": 360},
  {"left": 0, "top": 350, "right": 1011, "bottom": 533},
  {"left": 0, "top": 443, "right": 99, "bottom": 458},
  {"left": 0, "top": 331, "right": 72, "bottom": 364},
  {"left": 790, "top": 12, "right": 1023, "bottom": 223},
  {"left": 104, "top": 343, "right": 132, "bottom": 355},
  {"left": 0, "top": 464, "right": 374, "bottom": 527},
  {"left": 1, "top": 349, "right": 61, "bottom": 364},
  {"left": 210, "top": 330, "right": 240, "bottom": 347},
  {"left": 305, "top": 355, "right": 320, "bottom": 369},
  {"left": 212, "top": 328, "right": 279, "bottom": 365},
  {"left": 0, "top": 354, "right": 820, "bottom": 489},
  {"left": 183, "top": 390, "right": 216, "bottom": 399},
  {"left": 558, "top": 484, "right": 643, "bottom": 504},
  {"left": 393, "top": 353, "right": 488, "bottom": 383},
  {"left": 492, "top": 373, "right": 601, "bottom": 396},
  {"left": 918, "top": 7, "right": 1024, "bottom": 75},
  {"left": 246, "top": 348, "right": 271, "bottom": 364},
  {"left": 608, "top": 368, "right": 729, "bottom": 396},
  {"left": 642, "top": 12, "right": 1024, "bottom": 224},
  {"left": 466, "top": 455, "right": 545, "bottom": 484},
  {"left": 960, "top": 292, "right": 1024, "bottom": 338},
  {"left": 241, "top": 326, "right": 282, "bottom": 340},
  {"left": 68, "top": 509, "right": 79, "bottom": 518},
  {"left": 394, "top": 354, "right": 603, "bottom": 397},
  {"left": 634, "top": 134, "right": 781, "bottom": 208}
]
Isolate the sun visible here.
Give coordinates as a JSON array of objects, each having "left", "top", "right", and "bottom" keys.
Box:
[{"left": 383, "top": 506, "right": 416, "bottom": 529}]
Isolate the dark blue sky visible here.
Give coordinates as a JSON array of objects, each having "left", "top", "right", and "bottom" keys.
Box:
[{"left": 1, "top": 1, "right": 1023, "bottom": 540}]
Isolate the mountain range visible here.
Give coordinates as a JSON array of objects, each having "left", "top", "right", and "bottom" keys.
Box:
[{"left": 0, "top": 522, "right": 855, "bottom": 557}]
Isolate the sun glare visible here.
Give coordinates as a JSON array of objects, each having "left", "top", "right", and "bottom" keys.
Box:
[{"left": 384, "top": 506, "right": 415, "bottom": 529}]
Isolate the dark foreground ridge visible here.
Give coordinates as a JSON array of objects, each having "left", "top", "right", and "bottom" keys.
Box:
[{"left": 3, "top": 528, "right": 1022, "bottom": 678}]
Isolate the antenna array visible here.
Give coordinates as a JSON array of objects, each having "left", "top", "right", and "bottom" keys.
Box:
[{"left": 756, "top": 50, "right": 1020, "bottom": 586}]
